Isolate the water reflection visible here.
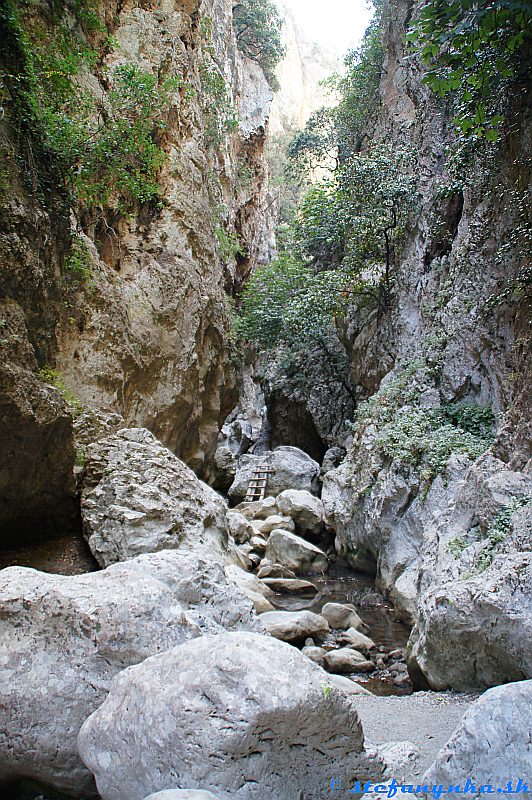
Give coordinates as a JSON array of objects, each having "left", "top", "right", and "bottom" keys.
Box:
[{"left": 268, "top": 561, "right": 412, "bottom": 695}]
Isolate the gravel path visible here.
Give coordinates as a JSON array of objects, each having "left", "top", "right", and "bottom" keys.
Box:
[{"left": 353, "top": 690, "right": 481, "bottom": 781}]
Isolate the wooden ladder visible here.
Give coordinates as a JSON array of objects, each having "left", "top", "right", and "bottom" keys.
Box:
[{"left": 244, "top": 464, "right": 275, "bottom": 502}]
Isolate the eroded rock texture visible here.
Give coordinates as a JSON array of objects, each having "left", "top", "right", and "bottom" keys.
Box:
[
  {"left": 0, "top": 551, "right": 259, "bottom": 796},
  {"left": 81, "top": 428, "right": 230, "bottom": 567},
  {"left": 78, "top": 632, "right": 382, "bottom": 800},
  {"left": 319, "top": 0, "right": 532, "bottom": 690},
  {"left": 0, "top": 0, "right": 274, "bottom": 542}
]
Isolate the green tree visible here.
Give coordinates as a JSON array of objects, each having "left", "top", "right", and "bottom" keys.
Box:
[
  {"left": 407, "top": 0, "right": 532, "bottom": 140},
  {"left": 233, "top": 0, "right": 285, "bottom": 89},
  {"left": 287, "top": 4, "right": 385, "bottom": 176},
  {"left": 75, "top": 64, "right": 179, "bottom": 209},
  {"left": 287, "top": 108, "right": 338, "bottom": 177},
  {"left": 296, "top": 145, "right": 416, "bottom": 306},
  {"left": 238, "top": 254, "right": 353, "bottom": 350}
]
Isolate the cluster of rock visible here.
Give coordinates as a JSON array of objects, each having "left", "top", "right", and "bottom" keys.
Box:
[
  {"left": 323, "top": 449, "right": 532, "bottom": 691},
  {"left": 1, "top": 424, "right": 531, "bottom": 798},
  {"left": 222, "top": 482, "right": 413, "bottom": 692},
  {"left": 0, "top": 428, "right": 382, "bottom": 799}
]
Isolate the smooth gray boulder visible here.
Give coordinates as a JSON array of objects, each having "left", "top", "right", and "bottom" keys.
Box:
[
  {"left": 261, "top": 578, "right": 318, "bottom": 595},
  {"left": 266, "top": 530, "right": 328, "bottom": 575},
  {"left": 424, "top": 681, "right": 532, "bottom": 793},
  {"left": 339, "top": 628, "right": 376, "bottom": 653},
  {"left": 302, "top": 645, "right": 327, "bottom": 668},
  {"left": 408, "top": 551, "right": 532, "bottom": 690},
  {"left": 320, "top": 602, "right": 367, "bottom": 632},
  {"left": 249, "top": 534, "right": 268, "bottom": 554},
  {"left": 260, "top": 610, "right": 329, "bottom": 642},
  {"left": 276, "top": 489, "right": 325, "bottom": 535},
  {"left": 0, "top": 552, "right": 259, "bottom": 797},
  {"left": 78, "top": 632, "right": 382, "bottom": 800},
  {"left": 325, "top": 649, "right": 374, "bottom": 674},
  {"left": 256, "top": 562, "right": 296, "bottom": 579},
  {"left": 251, "top": 514, "right": 295, "bottom": 534},
  {"left": 228, "top": 446, "right": 321, "bottom": 502},
  {"left": 226, "top": 511, "right": 255, "bottom": 544},
  {"left": 144, "top": 793, "right": 221, "bottom": 800},
  {"left": 224, "top": 565, "right": 273, "bottom": 599},
  {"left": 234, "top": 496, "right": 279, "bottom": 520},
  {"left": 81, "top": 428, "right": 230, "bottom": 567},
  {"left": 407, "top": 460, "right": 532, "bottom": 689}
]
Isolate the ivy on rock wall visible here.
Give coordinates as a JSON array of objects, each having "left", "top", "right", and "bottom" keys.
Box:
[{"left": 0, "top": 0, "right": 181, "bottom": 212}]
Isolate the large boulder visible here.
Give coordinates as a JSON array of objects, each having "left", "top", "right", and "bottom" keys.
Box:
[
  {"left": 324, "top": 649, "right": 374, "bottom": 674},
  {"left": 81, "top": 428, "right": 230, "bottom": 567},
  {"left": 325, "top": 443, "right": 532, "bottom": 691},
  {"left": 234, "top": 496, "right": 279, "bottom": 520},
  {"left": 338, "top": 628, "right": 376, "bottom": 653},
  {"left": 423, "top": 681, "right": 532, "bottom": 794},
  {"left": 408, "top": 457, "right": 532, "bottom": 690},
  {"left": 226, "top": 511, "right": 255, "bottom": 544},
  {"left": 228, "top": 446, "right": 321, "bottom": 502},
  {"left": 408, "top": 551, "right": 532, "bottom": 690},
  {"left": 251, "top": 515, "right": 295, "bottom": 535},
  {"left": 78, "top": 632, "right": 381, "bottom": 800},
  {"left": 0, "top": 552, "right": 259, "bottom": 797},
  {"left": 322, "top": 455, "right": 468, "bottom": 621},
  {"left": 266, "top": 530, "right": 328, "bottom": 575},
  {"left": 276, "top": 490, "right": 325, "bottom": 536},
  {"left": 320, "top": 602, "right": 367, "bottom": 632}
]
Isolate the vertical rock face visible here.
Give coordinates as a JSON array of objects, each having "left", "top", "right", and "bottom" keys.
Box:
[
  {"left": 0, "top": 0, "right": 275, "bottom": 541},
  {"left": 322, "top": 0, "right": 531, "bottom": 688},
  {"left": 0, "top": 301, "right": 78, "bottom": 545},
  {"left": 269, "top": 3, "right": 342, "bottom": 136}
]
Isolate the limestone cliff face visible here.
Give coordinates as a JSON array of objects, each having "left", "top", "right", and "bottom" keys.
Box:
[
  {"left": 0, "top": 0, "right": 274, "bottom": 543},
  {"left": 269, "top": 3, "right": 341, "bottom": 137},
  {"left": 323, "top": 0, "right": 531, "bottom": 687}
]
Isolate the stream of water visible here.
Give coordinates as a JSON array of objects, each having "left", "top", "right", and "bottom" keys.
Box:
[
  {"left": 268, "top": 561, "right": 412, "bottom": 696},
  {"left": 0, "top": 536, "right": 412, "bottom": 696}
]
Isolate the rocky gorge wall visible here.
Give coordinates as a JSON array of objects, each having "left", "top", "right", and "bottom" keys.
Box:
[
  {"left": 321, "top": 0, "right": 532, "bottom": 689},
  {"left": 0, "top": 0, "right": 275, "bottom": 544}
]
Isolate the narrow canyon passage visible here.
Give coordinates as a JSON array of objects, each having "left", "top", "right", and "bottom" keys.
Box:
[{"left": 0, "top": 0, "right": 530, "bottom": 798}]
